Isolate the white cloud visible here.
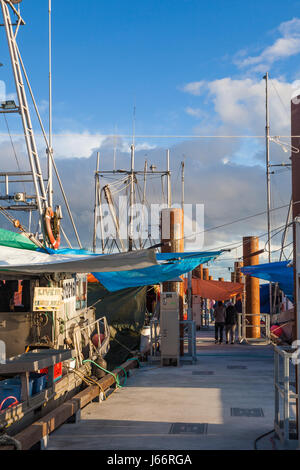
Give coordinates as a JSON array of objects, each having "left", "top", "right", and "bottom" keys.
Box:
[
  {"left": 185, "top": 107, "right": 203, "bottom": 118},
  {"left": 38, "top": 100, "right": 49, "bottom": 114},
  {"left": 119, "top": 141, "right": 157, "bottom": 154},
  {"left": 183, "top": 76, "right": 293, "bottom": 140},
  {"left": 50, "top": 131, "right": 106, "bottom": 159},
  {"left": 236, "top": 18, "right": 300, "bottom": 72},
  {"left": 181, "top": 81, "right": 206, "bottom": 96}
]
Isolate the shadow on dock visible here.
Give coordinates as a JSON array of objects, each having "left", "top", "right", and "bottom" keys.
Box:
[{"left": 47, "top": 327, "right": 276, "bottom": 451}]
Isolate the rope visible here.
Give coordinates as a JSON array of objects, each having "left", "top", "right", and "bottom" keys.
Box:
[
  {"left": 82, "top": 359, "right": 125, "bottom": 389},
  {"left": 126, "top": 357, "right": 141, "bottom": 367},
  {"left": 82, "top": 357, "right": 140, "bottom": 390},
  {"left": 69, "top": 368, "right": 107, "bottom": 400},
  {"left": 89, "top": 297, "right": 103, "bottom": 309},
  {"left": 178, "top": 201, "right": 300, "bottom": 243},
  {"left": 0, "top": 396, "right": 19, "bottom": 411},
  {"left": 111, "top": 336, "right": 136, "bottom": 354},
  {"left": 0, "top": 433, "right": 22, "bottom": 450}
]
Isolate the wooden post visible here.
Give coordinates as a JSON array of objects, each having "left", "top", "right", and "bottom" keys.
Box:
[
  {"left": 233, "top": 262, "right": 244, "bottom": 304},
  {"left": 161, "top": 208, "right": 184, "bottom": 355},
  {"left": 193, "top": 264, "right": 203, "bottom": 279},
  {"left": 243, "top": 236, "right": 261, "bottom": 339},
  {"left": 203, "top": 268, "right": 209, "bottom": 281},
  {"left": 235, "top": 262, "right": 244, "bottom": 284}
]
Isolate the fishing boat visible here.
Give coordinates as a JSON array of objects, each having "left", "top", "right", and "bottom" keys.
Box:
[{"left": 0, "top": 0, "right": 116, "bottom": 440}]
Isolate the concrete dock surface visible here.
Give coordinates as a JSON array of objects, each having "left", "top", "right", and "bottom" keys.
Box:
[{"left": 47, "top": 327, "right": 276, "bottom": 451}]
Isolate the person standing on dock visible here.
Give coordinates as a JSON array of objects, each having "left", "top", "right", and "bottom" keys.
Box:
[
  {"left": 225, "top": 301, "right": 238, "bottom": 344},
  {"left": 214, "top": 301, "right": 226, "bottom": 344},
  {"left": 209, "top": 299, "right": 215, "bottom": 323},
  {"left": 236, "top": 296, "right": 243, "bottom": 314}
]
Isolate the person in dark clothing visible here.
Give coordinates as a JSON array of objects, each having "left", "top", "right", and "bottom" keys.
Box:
[
  {"left": 225, "top": 301, "right": 238, "bottom": 344},
  {"left": 214, "top": 301, "right": 226, "bottom": 344},
  {"left": 236, "top": 296, "right": 243, "bottom": 314}
]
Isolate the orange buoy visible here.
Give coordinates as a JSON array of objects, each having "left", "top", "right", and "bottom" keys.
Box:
[{"left": 44, "top": 207, "right": 61, "bottom": 250}]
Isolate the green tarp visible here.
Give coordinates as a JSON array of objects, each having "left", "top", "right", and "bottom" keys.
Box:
[
  {"left": 0, "top": 228, "right": 38, "bottom": 252},
  {"left": 88, "top": 283, "right": 147, "bottom": 369}
]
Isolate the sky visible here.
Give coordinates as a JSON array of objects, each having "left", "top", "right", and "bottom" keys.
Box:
[{"left": 0, "top": 0, "right": 299, "bottom": 279}]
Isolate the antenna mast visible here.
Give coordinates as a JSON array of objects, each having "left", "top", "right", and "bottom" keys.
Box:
[{"left": 264, "top": 72, "right": 272, "bottom": 313}]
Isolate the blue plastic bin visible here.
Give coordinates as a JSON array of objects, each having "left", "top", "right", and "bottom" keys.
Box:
[
  {"left": 30, "top": 373, "right": 47, "bottom": 395},
  {"left": 0, "top": 384, "right": 21, "bottom": 411},
  {"left": 0, "top": 376, "right": 35, "bottom": 411}
]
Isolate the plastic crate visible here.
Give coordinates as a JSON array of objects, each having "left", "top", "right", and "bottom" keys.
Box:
[
  {"left": 30, "top": 373, "right": 47, "bottom": 395},
  {"left": 40, "top": 362, "right": 63, "bottom": 384},
  {"left": 0, "top": 377, "right": 34, "bottom": 411}
]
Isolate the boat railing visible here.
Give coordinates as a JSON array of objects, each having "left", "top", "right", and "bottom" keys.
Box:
[
  {"left": 237, "top": 312, "right": 271, "bottom": 345},
  {"left": 73, "top": 316, "right": 110, "bottom": 367}
]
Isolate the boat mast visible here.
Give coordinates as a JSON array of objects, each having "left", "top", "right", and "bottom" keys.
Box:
[
  {"left": 141, "top": 159, "right": 148, "bottom": 248},
  {"left": 0, "top": 0, "right": 48, "bottom": 218},
  {"left": 128, "top": 144, "right": 135, "bottom": 251},
  {"left": 48, "top": 0, "right": 53, "bottom": 208},
  {"left": 0, "top": 1, "right": 83, "bottom": 249}
]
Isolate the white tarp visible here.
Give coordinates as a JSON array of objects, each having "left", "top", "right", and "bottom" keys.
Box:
[{"left": 0, "top": 246, "right": 157, "bottom": 274}]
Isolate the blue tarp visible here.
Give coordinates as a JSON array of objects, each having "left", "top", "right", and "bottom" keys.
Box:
[
  {"left": 92, "top": 251, "right": 222, "bottom": 292},
  {"left": 45, "top": 247, "right": 222, "bottom": 292},
  {"left": 241, "top": 261, "right": 294, "bottom": 302},
  {"left": 260, "top": 284, "right": 270, "bottom": 314}
]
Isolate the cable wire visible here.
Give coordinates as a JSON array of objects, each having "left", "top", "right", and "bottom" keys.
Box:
[{"left": 178, "top": 201, "right": 300, "bottom": 244}]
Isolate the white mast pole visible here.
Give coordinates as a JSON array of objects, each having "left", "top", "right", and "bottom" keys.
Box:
[
  {"left": 167, "top": 149, "right": 171, "bottom": 208},
  {"left": 48, "top": 0, "right": 53, "bottom": 208},
  {"left": 181, "top": 160, "right": 185, "bottom": 210},
  {"left": 264, "top": 72, "right": 272, "bottom": 313}
]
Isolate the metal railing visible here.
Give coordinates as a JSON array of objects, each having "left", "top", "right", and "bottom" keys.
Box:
[
  {"left": 149, "top": 319, "right": 160, "bottom": 359},
  {"left": 274, "top": 345, "right": 298, "bottom": 448},
  {"left": 200, "top": 310, "right": 210, "bottom": 328},
  {"left": 237, "top": 313, "right": 271, "bottom": 344},
  {"left": 180, "top": 320, "right": 197, "bottom": 363}
]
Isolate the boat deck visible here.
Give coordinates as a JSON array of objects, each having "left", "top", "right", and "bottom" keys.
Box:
[{"left": 47, "top": 327, "right": 276, "bottom": 450}]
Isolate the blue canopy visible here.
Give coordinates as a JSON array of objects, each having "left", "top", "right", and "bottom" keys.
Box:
[
  {"left": 92, "top": 251, "right": 222, "bottom": 292},
  {"left": 241, "top": 261, "right": 294, "bottom": 302}
]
